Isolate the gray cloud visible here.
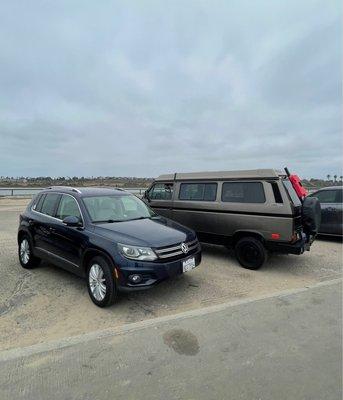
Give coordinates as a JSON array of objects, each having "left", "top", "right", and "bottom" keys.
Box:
[{"left": 0, "top": 0, "right": 341, "bottom": 178}]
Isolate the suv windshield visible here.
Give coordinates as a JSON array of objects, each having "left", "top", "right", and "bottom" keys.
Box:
[
  {"left": 282, "top": 179, "right": 302, "bottom": 206},
  {"left": 83, "top": 195, "right": 156, "bottom": 223}
]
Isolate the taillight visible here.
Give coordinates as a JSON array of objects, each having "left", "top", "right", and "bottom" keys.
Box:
[{"left": 290, "top": 233, "right": 298, "bottom": 242}]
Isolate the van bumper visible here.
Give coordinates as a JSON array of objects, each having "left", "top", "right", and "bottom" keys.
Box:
[{"left": 266, "top": 233, "right": 313, "bottom": 255}]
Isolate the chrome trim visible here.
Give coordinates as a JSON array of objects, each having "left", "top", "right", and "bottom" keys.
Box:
[
  {"left": 155, "top": 239, "right": 197, "bottom": 254},
  {"left": 155, "top": 239, "right": 199, "bottom": 259},
  {"left": 156, "top": 243, "right": 184, "bottom": 254},
  {"left": 32, "top": 209, "right": 61, "bottom": 222},
  {"left": 31, "top": 192, "right": 85, "bottom": 226},
  {"left": 157, "top": 244, "right": 199, "bottom": 259},
  {"left": 35, "top": 247, "right": 79, "bottom": 268}
]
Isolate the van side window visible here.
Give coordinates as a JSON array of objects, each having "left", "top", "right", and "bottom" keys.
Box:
[
  {"left": 179, "top": 183, "right": 217, "bottom": 201},
  {"left": 270, "top": 182, "right": 283, "bottom": 203},
  {"left": 149, "top": 183, "right": 173, "bottom": 200},
  {"left": 221, "top": 182, "right": 265, "bottom": 203}
]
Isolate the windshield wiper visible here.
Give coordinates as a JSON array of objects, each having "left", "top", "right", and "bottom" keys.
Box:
[
  {"left": 93, "top": 219, "right": 121, "bottom": 223},
  {"left": 127, "top": 216, "right": 150, "bottom": 221},
  {"left": 94, "top": 216, "right": 152, "bottom": 224}
]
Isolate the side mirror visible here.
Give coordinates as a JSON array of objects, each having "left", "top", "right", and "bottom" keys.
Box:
[{"left": 63, "top": 215, "right": 81, "bottom": 227}]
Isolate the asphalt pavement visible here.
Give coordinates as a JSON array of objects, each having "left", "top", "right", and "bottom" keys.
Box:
[{"left": 0, "top": 280, "right": 341, "bottom": 400}]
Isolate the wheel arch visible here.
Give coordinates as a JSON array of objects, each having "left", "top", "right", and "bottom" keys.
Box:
[
  {"left": 81, "top": 247, "right": 115, "bottom": 276},
  {"left": 17, "top": 229, "right": 33, "bottom": 244},
  {"left": 232, "top": 230, "right": 266, "bottom": 246}
]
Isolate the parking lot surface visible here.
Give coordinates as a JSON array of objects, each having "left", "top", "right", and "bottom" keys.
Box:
[
  {"left": 1, "top": 281, "right": 341, "bottom": 400},
  {"left": 0, "top": 198, "right": 342, "bottom": 351}
]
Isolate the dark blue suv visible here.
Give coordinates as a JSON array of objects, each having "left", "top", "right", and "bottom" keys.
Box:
[{"left": 17, "top": 187, "right": 201, "bottom": 307}]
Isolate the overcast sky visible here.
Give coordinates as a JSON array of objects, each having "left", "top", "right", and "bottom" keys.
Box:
[{"left": 0, "top": 0, "right": 341, "bottom": 179}]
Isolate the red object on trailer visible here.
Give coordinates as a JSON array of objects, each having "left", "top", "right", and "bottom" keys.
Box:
[{"left": 284, "top": 167, "right": 308, "bottom": 201}]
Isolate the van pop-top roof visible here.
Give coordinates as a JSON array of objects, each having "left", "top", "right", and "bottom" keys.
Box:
[{"left": 155, "top": 169, "right": 286, "bottom": 182}]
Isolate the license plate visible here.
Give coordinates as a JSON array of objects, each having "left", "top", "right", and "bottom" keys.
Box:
[{"left": 182, "top": 257, "right": 196, "bottom": 273}]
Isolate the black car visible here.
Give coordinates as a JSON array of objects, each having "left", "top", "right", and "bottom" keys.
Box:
[
  {"left": 18, "top": 187, "right": 201, "bottom": 307},
  {"left": 309, "top": 186, "right": 343, "bottom": 236}
]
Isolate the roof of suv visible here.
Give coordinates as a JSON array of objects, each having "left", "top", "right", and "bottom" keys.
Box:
[
  {"left": 155, "top": 169, "right": 286, "bottom": 182},
  {"left": 316, "top": 186, "right": 343, "bottom": 191},
  {"left": 43, "top": 187, "right": 129, "bottom": 196}
]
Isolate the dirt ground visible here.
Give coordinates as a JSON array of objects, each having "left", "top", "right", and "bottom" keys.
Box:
[{"left": 0, "top": 197, "right": 342, "bottom": 351}]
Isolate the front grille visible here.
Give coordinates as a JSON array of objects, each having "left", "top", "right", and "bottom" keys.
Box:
[{"left": 154, "top": 239, "right": 199, "bottom": 260}]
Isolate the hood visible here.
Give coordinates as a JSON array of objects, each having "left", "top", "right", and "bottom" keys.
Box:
[{"left": 92, "top": 216, "right": 195, "bottom": 248}]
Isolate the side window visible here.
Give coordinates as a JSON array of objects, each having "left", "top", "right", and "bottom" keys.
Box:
[
  {"left": 336, "top": 189, "right": 343, "bottom": 204},
  {"left": 179, "top": 183, "right": 217, "bottom": 201},
  {"left": 33, "top": 194, "right": 46, "bottom": 212},
  {"left": 149, "top": 183, "right": 173, "bottom": 200},
  {"left": 56, "top": 195, "right": 81, "bottom": 220},
  {"left": 314, "top": 190, "right": 337, "bottom": 203},
  {"left": 40, "top": 193, "right": 60, "bottom": 216},
  {"left": 270, "top": 182, "right": 283, "bottom": 203},
  {"left": 221, "top": 182, "right": 265, "bottom": 203}
]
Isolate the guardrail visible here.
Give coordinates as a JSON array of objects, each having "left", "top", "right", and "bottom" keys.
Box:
[{"left": 0, "top": 187, "right": 148, "bottom": 197}]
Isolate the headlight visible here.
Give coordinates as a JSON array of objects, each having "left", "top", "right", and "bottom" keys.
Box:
[{"left": 118, "top": 243, "right": 157, "bottom": 261}]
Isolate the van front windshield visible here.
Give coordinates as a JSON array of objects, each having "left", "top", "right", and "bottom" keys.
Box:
[
  {"left": 83, "top": 195, "right": 156, "bottom": 223},
  {"left": 283, "top": 180, "right": 302, "bottom": 206}
]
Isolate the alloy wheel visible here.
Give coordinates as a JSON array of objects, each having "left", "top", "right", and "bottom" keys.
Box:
[
  {"left": 89, "top": 264, "right": 107, "bottom": 301},
  {"left": 20, "top": 239, "right": 30, "bottom": 264}
]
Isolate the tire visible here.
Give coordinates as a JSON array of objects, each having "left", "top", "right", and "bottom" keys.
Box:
[
  {"left": 302, "top": 196, "right": 321, "bottom": 235},
  {"left": 18, "top": 235, "right": 41, "bottom": 269},
  {"left": 86, "top": 256, "right": 117, "bottom": 307},
  {"left": 235, "top": 237, "right": 267, "bottom": 270}
]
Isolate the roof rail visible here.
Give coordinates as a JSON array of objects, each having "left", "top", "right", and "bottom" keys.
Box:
[{"left": 46, "top": 186, "right": 82, "bottom": 194}]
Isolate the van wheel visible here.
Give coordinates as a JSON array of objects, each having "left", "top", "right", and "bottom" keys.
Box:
[
  {"left": 87, "top": 256, "right": 117, "bottom": 307},
  {"left": 18, "top": 235, "right": 41, "bottom": 269},
  {"left": 235, "top": 237, "right": 267, "bottom": 270}
]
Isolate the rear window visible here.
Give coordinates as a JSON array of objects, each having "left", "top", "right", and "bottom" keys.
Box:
[
  {"left": 179, "top": 183, "right": 217, "bottom": 201},
  {"left": 283, "top": 180, "right": 302, "bottom": 206},
  {"left": 40, "top": 193, "right": 60, "bottom": 216},
  {"left": 221, "top": 182, "right": 265, "bottom": 203}
]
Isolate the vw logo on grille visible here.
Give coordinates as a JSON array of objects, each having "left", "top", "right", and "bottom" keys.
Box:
[{"left": 181, "top": 243, "right": 189, "bottom": 254}]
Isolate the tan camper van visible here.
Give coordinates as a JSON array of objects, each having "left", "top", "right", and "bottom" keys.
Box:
[{"left": 143, "top": 169, "right": 320, "bottom": 269}]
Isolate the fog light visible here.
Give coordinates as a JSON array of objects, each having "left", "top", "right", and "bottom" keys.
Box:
[{"left": 129, "top": 274, "right": 143, "bottom": 284}]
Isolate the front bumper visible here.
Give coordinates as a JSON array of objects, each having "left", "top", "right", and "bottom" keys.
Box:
[
  {"left": 266, "top": 233, "right": 314, "bottom": 255},
  {"left": 117, "top": 248, "right": 202, "bottom": 292}
]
